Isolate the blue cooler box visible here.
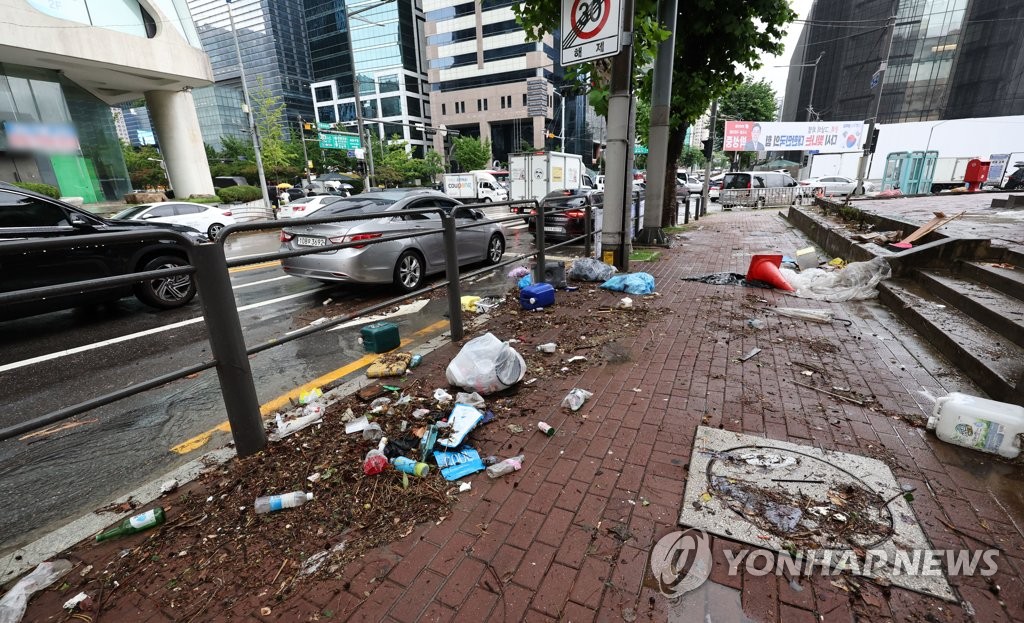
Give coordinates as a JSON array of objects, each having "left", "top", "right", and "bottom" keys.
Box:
[{"left": 519, "top": 283, "right": 555, "bottom": 310}]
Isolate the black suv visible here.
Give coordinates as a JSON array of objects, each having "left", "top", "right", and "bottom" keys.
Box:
[
  {"left": 0, "top": 182, "right": 205, "bottom": 320},
  {"left": 528, "top": 188, "right": 604, "bottom": 243}
]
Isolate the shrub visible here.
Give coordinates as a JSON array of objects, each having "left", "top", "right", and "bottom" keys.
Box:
[
  {"left": 11, "top": 182, "right": 60, "bottom": 199},
  {"left": 216, "top": 185, "right": 263, "bottom": 203}
]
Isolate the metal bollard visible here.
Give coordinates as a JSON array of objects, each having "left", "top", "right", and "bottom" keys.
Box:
[
  {"left": 441, "top": 213, "right": 464, "bottom": 341},
  {"left": 584, "top": 202, "right": 592, "bottom": 257},
  {"left": 534, "top": 203, "right": 547, "bottom": 285}
]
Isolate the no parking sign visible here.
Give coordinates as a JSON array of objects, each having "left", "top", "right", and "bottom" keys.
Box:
[{"left": 560, "top": 0, "right": 622, "bottom": 66}]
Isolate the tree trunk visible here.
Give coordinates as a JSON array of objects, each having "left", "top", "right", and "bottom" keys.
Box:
[{"left": 661, "top": 124, "right": 685, "bottom": 227}]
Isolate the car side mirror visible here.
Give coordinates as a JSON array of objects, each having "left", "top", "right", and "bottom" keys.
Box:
[
  {"left": 472, "top": 209, "right": 484, "bottom": 220},
  {"left": 68, "top": 213, "right": 92, "bottom": 228}
]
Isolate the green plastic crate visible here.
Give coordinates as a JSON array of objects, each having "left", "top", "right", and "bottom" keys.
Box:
[{"left": 361, "top": 322, "right": 400, "bottom": 353}]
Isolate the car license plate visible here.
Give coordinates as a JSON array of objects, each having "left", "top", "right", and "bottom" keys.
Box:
[
  {"left": 297, "top": 236, "right": 326, "bottom": 247},
  {"left": 544, "top": 226, "right": 564, "bottom": 233}
]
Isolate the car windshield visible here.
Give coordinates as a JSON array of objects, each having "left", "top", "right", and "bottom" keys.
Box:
[
  {"left": 112, "top": 205, "right": 152, "bottom": 219},
  {"left": 318, "top": 197, "right": 395, "bottom": 216},
  {"left": 543, "top": 196, "right": 588, "bottom": 208},
  {"left": 723, "top": 174, "right": 751, "bottom": 189}
]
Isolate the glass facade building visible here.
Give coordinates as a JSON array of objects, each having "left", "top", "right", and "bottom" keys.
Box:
[
  {"left": 191, "top": 84, "right": 248, "bottom": 151},
  {"left": 787, "top": 0, "right": 1024, "bottom": 123}
]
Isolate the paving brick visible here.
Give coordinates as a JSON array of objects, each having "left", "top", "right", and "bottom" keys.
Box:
[
  {"left": 505, "top": 509, "right": 546, "bottom": 550},
  {"left": 536, "top": 507, "right": 575, "bottom": 546},
  {"left": 779, "top": 604, "right": 818, "bottom": 623},
  {"left": 532, "top": 563, "right": 577, "bottom": 617},
  {"left": 437, "top": 556, "right": 484, "bottom": 609},
  {"left": 555, "top": 479, "right": 588, "bottom": 513},
  {"left": 416, "top": 601, "right": 455, "bottom": 623},
  {"left": 560, "top": 600, "right": 597, "bottom": 623},
  {"left": 427, "top": 531, "right": 475, "bottom": 574},
  {"left": 741, "top": 568, "right": 780, "bottom": 623},
  {"left": 511, "top": 542, "right": 557, "bottom": 590},
  {"left": 610, "top": 545, "right": 648, "bottom": 598},
  {"left": 389, "top": 539, "right": 440, "bottom": 587},
  {"left": 496, "top": 582, "right": 536, "bottom": 622},
  {"left": 570, "top": 556, "right": 612, "bottom": 610},
  {"left": 388, "top": 570, "right": 444, "bottom": 623}
]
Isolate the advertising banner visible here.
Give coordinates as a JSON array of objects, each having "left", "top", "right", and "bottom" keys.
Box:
[
  {"left": 3, "top": 121, "right": 80, "bottom": 154},
  {"left": 723, "top": 121, "right": 865, "bottom": 153}
]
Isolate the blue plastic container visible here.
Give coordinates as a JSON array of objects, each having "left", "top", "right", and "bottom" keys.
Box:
[{"left": 519, "top": 283, "right": 555, "bottom": 310}]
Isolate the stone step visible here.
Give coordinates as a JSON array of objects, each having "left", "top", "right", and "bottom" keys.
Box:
[
  {"left": 879, "top": 278, "right": 1024, "bottom": 404},
  {"left": 917, "top": 269, "right": 1024, "bottom": 350},
  {"left": 956, "top": 260, "right": 1024, "bottom": 301}
]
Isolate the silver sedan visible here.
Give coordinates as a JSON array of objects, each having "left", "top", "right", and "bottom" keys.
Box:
[{"left": 279, "top": 190, "right": 506, "bottom": 292}]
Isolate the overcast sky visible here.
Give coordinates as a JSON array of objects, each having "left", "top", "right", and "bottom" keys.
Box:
[{"left": 748, "top": 0, "right": 814, "bottom": 99}]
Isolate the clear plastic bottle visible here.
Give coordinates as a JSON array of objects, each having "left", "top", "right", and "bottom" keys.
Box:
[
  {"left": 482, "top": 455, "right": 500, "bottom": 466},
  {"left": 254, "top": 491, "right": 314, "bottom": 514},
  {"left": 363, "top": 437, "right": 389, "bottom": 475},
  {"left": 486, "top": 455, "right": 524, "bottom": 478}
]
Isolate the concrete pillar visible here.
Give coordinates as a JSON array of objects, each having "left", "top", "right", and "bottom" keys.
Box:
[
  {"left": 532, "top": 116, "right": 544, "bottom": 150},
  {"left": 479, "top": 119, "right": 491, "bottom": 144},
  {"left": 145, "top": 89, "right": 216, "bottom": 197}
]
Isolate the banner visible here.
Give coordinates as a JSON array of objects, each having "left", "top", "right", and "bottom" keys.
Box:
[
  {"left": 3, "top": 121, "right": 81, "bottom": 154},
  {"left": 723, "top": 121, "right": 865, "bottom": 153}
]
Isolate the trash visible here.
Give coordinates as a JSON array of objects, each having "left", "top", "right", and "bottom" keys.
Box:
[
  {"left": 780, "top": 257, "right": 891, "bottom": 301},
  {"left": 520, "top": 283, "right": 555, "bottom": 310},
  {"left": 361, "top": 423, "right": 384, "bottom": 441},
  {"left": 437, "top": 403, "right": 485, "bottom": 448},
  {"left": 360, "top": 322, "right": 401, "bottom": 354},
  {"left": 367, "top": 353, "right": 412, "bottom": 378},
  {"left": 561, "top": 388, "right": 593, "bottom": 411},
  {"left": 794, "top": 246, "right": 818, "bottom": 271},
  {"left": 363, "top": 438, "right": 390, "bottom": 476},
  {"left": 927, "top": 392, "right": 1024, "bottom": 458},
  {"left": 739, "top": 348, "right": 762, "bottom": 362},
  {"left": 369, "top": 397, "right": 392, "bottom": 412},
  {"left": 394, "top": 394, "right": 412, "bottom": 406},
  {"left": 0, "top": 559, "right": 72, "bottom": 623},
  {"left": 508, "top": 266, "right": 531, "bottom": 279},
  {"left": 475, "top": 297, "right": 502, "bottom": 313},
  {"left": 566, "top": 355, "right": 587, "bottom": 363},
  {"left": 446, "top": 332, "right": 526, "bottom": 395},
  {"left": 773, "top": 307, "right": 839, "bottom": 324},
  {"left": 160, "top": 480, "right": 179, "bottom": 494},
  {"left": 409, "top": 354, "right": 423, "bottom": 368},
  {"left": 302, "top": 400, "right": 327, "bottom": 418},
  {"left": 746, "top": 318, "right": 765, "bottom": 330},
  {"left": 299, "top": 542, "right": 346, "bottom": 577},
  {"left": 741, "top": 452, "right": 797, "bottom": 468},
  {"left": 419, "top": 423, "right": 440, "bottom": 462},
  {"left": 764, "top": 504, "right": 803, "bottom": 532},
  {"left": 345, "top": 416, "right": 371, "bottom": 434},
  {"left": 681, "top": 272, "right": 747, "bottom": 286},
  {"left": 801, "top": 370, "right": 814, "bottom": 377},
  {"left": 618, "top": 297, "right": 633, "bottom": 309},
  {"left": 600, "top": 272, "right": 656, "bottom": 295},
  {"left": 96, "top": 508, "right": 166, "bottom": 542},
  {"left": 481, "top": 410, "right": 495, "bottom": 424},
  {"left": 273, "top": 412, "right": 323, "bottom": 440},
  {"left": 356, "top": 384, "right": 389, "bottom": 402},
  {"left": 827, "top": 257, "right": 846, "bottom": 269},
  {"left": 460, "top": 295, "right": 482, "bottom": 312},
  {"left": 537, "top": 342, "right": 557, "bottom": 353},
  {"left": 254, "top": 491, "right": 313, "bottom": 514},
  {"left": 898, "top": 210, "right": 965, "bottom": 245},
  {"left": 454, "top": 392, "right": 486, "bottom": 408},
  {"left": 507, "top": 424, "right": 524, "bottom": 434},
  {"left": 537, "top": 421, "right": 556, "bottom": 436},
  {"left": 412, "top": 408, "right": 430, "bottom": 419},
  {"left": 458, "top": 482, "right": 472, "bottom": 493},
  {"left": 433, "top": 388, "right": 453, "bottom": 404},
  {"left": 435, "top": 447, "right": 485, "bottom": 480},
  {"left": 392, "top": 456, "right": 431, "bottom": 477},
  {"left": 62, "top": 592, "right": 90, "bottom": 611},
  {"left": 307, "top": 472, "right": 321, "bottom": 483},
  {"left": 486, "top": 455, "right": 524, "bottom": 478},
  {"left": 517, "top": 273, "right": 533, "bottom": 288},
  {"left": 568, "top": 257, "right": 617, "bottom": 282},
  {"left": 299, "top": 388, "right": 323, "bottom": 405}
]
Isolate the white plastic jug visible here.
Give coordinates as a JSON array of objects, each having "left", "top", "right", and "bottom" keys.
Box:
[{"left": 926, "top": 392, "right": 1024, "bottom": 459}]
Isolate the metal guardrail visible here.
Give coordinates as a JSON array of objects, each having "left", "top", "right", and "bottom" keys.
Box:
[
  {"left": 0, "top": 198, "right": 542, "bottom": 453},
  {"left": 720, "top": 187, "right": 802, "bottom": 209}
]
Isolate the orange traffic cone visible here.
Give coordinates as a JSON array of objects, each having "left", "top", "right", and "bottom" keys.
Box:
[{"left": 746, "top": 254, "right": 795, "bottom": 291}]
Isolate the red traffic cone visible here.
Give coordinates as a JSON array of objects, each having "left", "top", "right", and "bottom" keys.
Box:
[{"left": 746, "top": 254, "right": 795, "bottom": 291}]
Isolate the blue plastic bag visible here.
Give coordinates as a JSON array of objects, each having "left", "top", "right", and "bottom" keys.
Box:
[
  {"left": 600, "top": 272, "right": 655, "bottom": 295},
  {"left": 517, "top": 273, "right": 533, "bottom": 288}
]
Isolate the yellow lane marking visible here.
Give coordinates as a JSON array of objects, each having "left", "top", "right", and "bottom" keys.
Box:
[
  {"left": 228, "top": 260, "right": 281, "bottom": 274},
  {"left": 170, "top": 318, "right": 449, "bottom": 455}
]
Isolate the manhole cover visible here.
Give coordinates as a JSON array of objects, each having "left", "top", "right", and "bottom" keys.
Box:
[{"left": 679, "top": 427, "right": 955, "bottom": 601}]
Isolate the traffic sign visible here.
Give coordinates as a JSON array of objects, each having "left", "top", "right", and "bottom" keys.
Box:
[
  {"left": 317, "top": 122, "right": 334, "bottom": 130},
  {"left": 560, "top": 0, "right": 622, "bottom": 66},
  {"left": 319, "top": 132, "right": 361, "bottom": 151}
]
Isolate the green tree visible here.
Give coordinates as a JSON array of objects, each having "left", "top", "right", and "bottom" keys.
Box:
[
  {"left": 718, "top": 77, "right": 778, "bottom": 169},
  {"left": 218, "top": 135, "right": 255, "bottom": 163},
  {"left": 515, "top": 0, "right": 795, "bottom": 225},
  {"left": 251, "top": 77, "right": 292, "bottom": 174},
  {"left": 450, "top": 136, "right": 492, "bottom": 172},
  {"left": 120, "top": 141, "right": 168, "bottom": 190},
  {"left": 679, "top": 146, "right": 706, "bottom": 169}
]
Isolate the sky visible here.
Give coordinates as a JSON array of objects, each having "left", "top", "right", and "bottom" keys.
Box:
[{"left": 748, "top": 0, "right": 815, "bottom": 100}]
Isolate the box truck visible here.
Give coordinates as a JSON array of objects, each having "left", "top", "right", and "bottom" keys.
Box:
[
  {"left": 508, "top": 151, "right": 595, "bottom": 216},
  {"left": 442, "top": 171, "right": 508, "bottom": 202}
]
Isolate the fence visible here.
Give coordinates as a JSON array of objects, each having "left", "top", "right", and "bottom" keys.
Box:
[{"left": 720, "top": 186, "right": 802, "bottom": 209}]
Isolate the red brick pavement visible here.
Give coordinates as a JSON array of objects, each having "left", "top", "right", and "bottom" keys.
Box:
[{"left": 18, "top": 207, "right": 1024, "bottom": 622}]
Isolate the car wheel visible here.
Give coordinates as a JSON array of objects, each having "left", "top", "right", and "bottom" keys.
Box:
[
  {"left": 207, "top": 222, "right": 225, "bottom": 239},
  {"left": 481, "top": 197, "right": 492, "bottom": 203},
  {"left": 393, "top": 249, "right": 425, "bottom": 293},
  {"left": 485, "top": 234, "right": 505, "bottom": 265},
  {"left": 134, "top": 255, "right": 196, "bottom": 309}
]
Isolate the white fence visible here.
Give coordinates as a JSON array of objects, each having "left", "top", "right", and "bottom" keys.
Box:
[{"left": 720, "top": 187, "right": 802, "bottom": 210}]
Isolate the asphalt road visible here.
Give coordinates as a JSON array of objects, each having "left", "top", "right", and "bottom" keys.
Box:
[{"left": 0, "top": 213, "right": 545, "bottom": 554}]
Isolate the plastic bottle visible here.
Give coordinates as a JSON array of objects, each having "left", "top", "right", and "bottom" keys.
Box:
[
  {"left": 482, "top": 455, "right": 500, "bottom": 466},
  {"left": 364, "top": 438, "right": 389, "bottom": 475},
  {"left": 96, "top": 507, "right": 166, "bottom": 541},
  {"left": 392, "top": 456, "right": 431, "bottom": 477},
  {"left": 537, "top": 422, "right": 556, "bottom": 437},
  {"left": 254, "top": 491, "right": 314, "bottom": 514},
  {"left": 486, "top": 455, "right": 524, "bottom": 478},
  {"left": 927, "top": 392, "right": 1024, "bottom": 458}
]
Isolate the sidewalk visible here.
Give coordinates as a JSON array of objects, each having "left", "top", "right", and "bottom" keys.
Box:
[{"left": 15, "top": 207, "right": 1024, "bottom": 622}]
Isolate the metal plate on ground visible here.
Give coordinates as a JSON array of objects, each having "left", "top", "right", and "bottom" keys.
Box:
[{"left": 679, "top": 426, "right": 955, "bottom": 601}]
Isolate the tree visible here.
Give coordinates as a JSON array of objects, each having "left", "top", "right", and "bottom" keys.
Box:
[
  {"left": 120, "top": 141, "right": 168, "bottom": 190},
  {"left": 679, "top": 146, "right": 706, "bottom": 169},
  {"left": 451, "top": 136, "right": 492, "bottom": 172},
  {"left": 515, "top": 1, "right": 796, "bottom": 226},
  {"left": 718, "top": 78, "right": 779, "bottom": 170},
  {"left": 250, "top": 77, "right": 291, "bottom": 175}
]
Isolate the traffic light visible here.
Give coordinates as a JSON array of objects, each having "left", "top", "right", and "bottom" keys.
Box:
[
  {"left": 546, "top": 132, "right": 556, "bottom": 139},
  {"left": 868, "top": 127, "right": 881, "bottom": 154},
  {"left": 303, "top": 122, "right": 314, "bottom": 131},
  {"left": 701, "top": 138, "right": 713, "bottom": 159}
]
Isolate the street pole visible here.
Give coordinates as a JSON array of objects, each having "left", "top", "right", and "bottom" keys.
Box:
[
  {"left": 700, "top": 99, "right": 718, "bottom": 217},
  {"left": 806, "top": 52, "right": 824, "bottom": 122},
  {"left": 855, "top": 12, "right": 897, "bottom": 195},
  {"left": 560, "top": 89, "right": 566, "bottom": 152},
  {"left": 635, "top": 0, "right": 677, "bottom": 246},
  {"left": 601, "top": 0, "right": 635, "bottom": 270},
  {"left": 226, "top": 0, "right": 271, "bottom": 211},
  {"left": 298, "top": 117, "right": 312, "bottom": 185}
]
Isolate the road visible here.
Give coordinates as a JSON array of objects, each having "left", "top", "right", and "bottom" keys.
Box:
[{"left": 0, "top": 212, "right": 545, "bottom": 554}]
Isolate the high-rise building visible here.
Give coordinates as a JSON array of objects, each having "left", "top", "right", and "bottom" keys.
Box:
[
  {"left": 114, "top": 103, "right": 157, "bottom": 147},
  {"left": 307, "top": 0, "right": 432, "bottom": 157},
  {"left": 784, "top": 0, "right": 1024, "bottom": 123}
]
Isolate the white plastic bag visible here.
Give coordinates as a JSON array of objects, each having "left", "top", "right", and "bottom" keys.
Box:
[
  {"left": 568, "top": 257, "right": 617, "bottom": 282},
  {"left": 446, "top": 333, "right": 526, "bottom": 395},
  {"left": 561, "top": 388, "right": 594, "bottom": 411},
  {"left": 780, "top": 257, "right": 891, "bottom": 301},
  {"left": 0, "top": 559, "right": 72, "bottom": 623}
]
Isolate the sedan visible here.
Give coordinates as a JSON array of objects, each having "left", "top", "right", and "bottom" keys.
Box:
[
  {"left": 278, "top": 195, "right": 346, "bottom": 219},
  {"left": 112, "top": 202, "right": 235, "bottom": 238},
  {"left": 279, "top": 190, "right": 506, "bottom": 293},
  {"left": 527, "top": 189, "right": 603, "bottom": 242},
  {"left": 800, "top": 176, "right": 876, "bottom": 196}
]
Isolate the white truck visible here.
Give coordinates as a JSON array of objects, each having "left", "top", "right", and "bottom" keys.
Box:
[
  {"left": 508, "top": 151, "right": 595, "bottom": 201},
  {"left": 442, "top": 171, "right": 508, "bottom": 203}
]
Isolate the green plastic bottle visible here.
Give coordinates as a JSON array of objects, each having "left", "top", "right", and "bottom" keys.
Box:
[{"left": 96, "top": 507, "right": 166, "bottom": 542}]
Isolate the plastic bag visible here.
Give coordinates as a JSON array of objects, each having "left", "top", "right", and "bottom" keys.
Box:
[
  {"left": 600, "top": 272, "right": 656, "bottom": 295},
  {"left": 568, "top": 257, "right": 617, "bottom": 282},
  {"left": 0, "top": 559, "right": 72, "bottom": 623},
  {"left": 517, "top": 274, "right": 533, "bottom": 288},
  {"left": 454, "top": 392, "right": 486, "bottom": 408},
  {"left": 779, "top": 257, "right": 891, "bottom": 302},
  {"left": 561, "top": 388, "right": 594, "bottom": 411},
  {"left": 446, "top": 333, "right": 526, "bottom": 395}
]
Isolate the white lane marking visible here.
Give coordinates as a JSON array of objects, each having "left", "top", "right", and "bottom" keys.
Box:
[
  {"left": 0, "top": 286, "right": 327, "bottom": 374},
  {"left": 232, "top": 275, "right": 290, "bottom": 290}
]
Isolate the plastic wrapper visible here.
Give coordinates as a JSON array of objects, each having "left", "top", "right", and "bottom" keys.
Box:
[
  {"left": 561, "top": 388, "right": 594, "bottom": 411},
  {"left": 780, "top": 257, "right": 891, "bottom": 302},
  {"left": 0, "top": 560, "right": 72, "bottom": 623},
  {"left": 600, "top": 272, "right": 656, "bottom": 295},
  {"left": 445, "top": 332, "right": 526, "bottom": 395},
  {"left": 568, "top": 257, "right": 617, "bottom": 282}
]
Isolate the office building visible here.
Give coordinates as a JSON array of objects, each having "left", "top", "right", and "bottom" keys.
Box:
[
  {"left": 784, "top": 0, "right": 1024, "bottom": 124},
  {"left": 307, "top": 0, "right": 432, "bottom": 157},
  {"left": 0, "top": 0, "right": 215, "bottom": 201},
  {"left": 114, "top": 103, "right": 157, "bottom": 147}
]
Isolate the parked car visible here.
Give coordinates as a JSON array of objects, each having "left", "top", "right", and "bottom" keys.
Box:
[
  {"left": 720, "top": 171, "right": 800, "bottom": 209},
  {"left": 527, "top": 189, "right": 604, "bottom": 242},
  {"left": 112, "top": 202, "right": 236, "bottom": 239},
  {"left": 279, "top": 190, "right": 506, "bottom": 293},
  {"left": 278, "top": 195, "right": 347, "bottom": 219},
  {"left": 0, "top": 182, "right": 204, "bottom": 319},
  {"left": 800, "top": 176, "right": 876, "bottom": 196},
  {"left": 280, "top": 187, "right": 307, "bottom": 203}
]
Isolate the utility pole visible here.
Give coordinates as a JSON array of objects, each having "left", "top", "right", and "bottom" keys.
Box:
[
  {"left": 700, "top": 99, "right": 718, "bottom": 217},
  {"left": 601, "top": 0, "right": 636, "bottom": 270},
  {"left": 855, "top": 11, "right": 897, "bottom": 195},
  {"left": 806, "top": 52, "right": 825, "bottom": 122},
  {"left": 560, "top": 89, "right": 566, "bottom": 152},
  {"left": 226, "top": 0, "right": 270, "bottom": 211},
  {"left": 635, "top": 0, "right": 677, "bottom": 246}
]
